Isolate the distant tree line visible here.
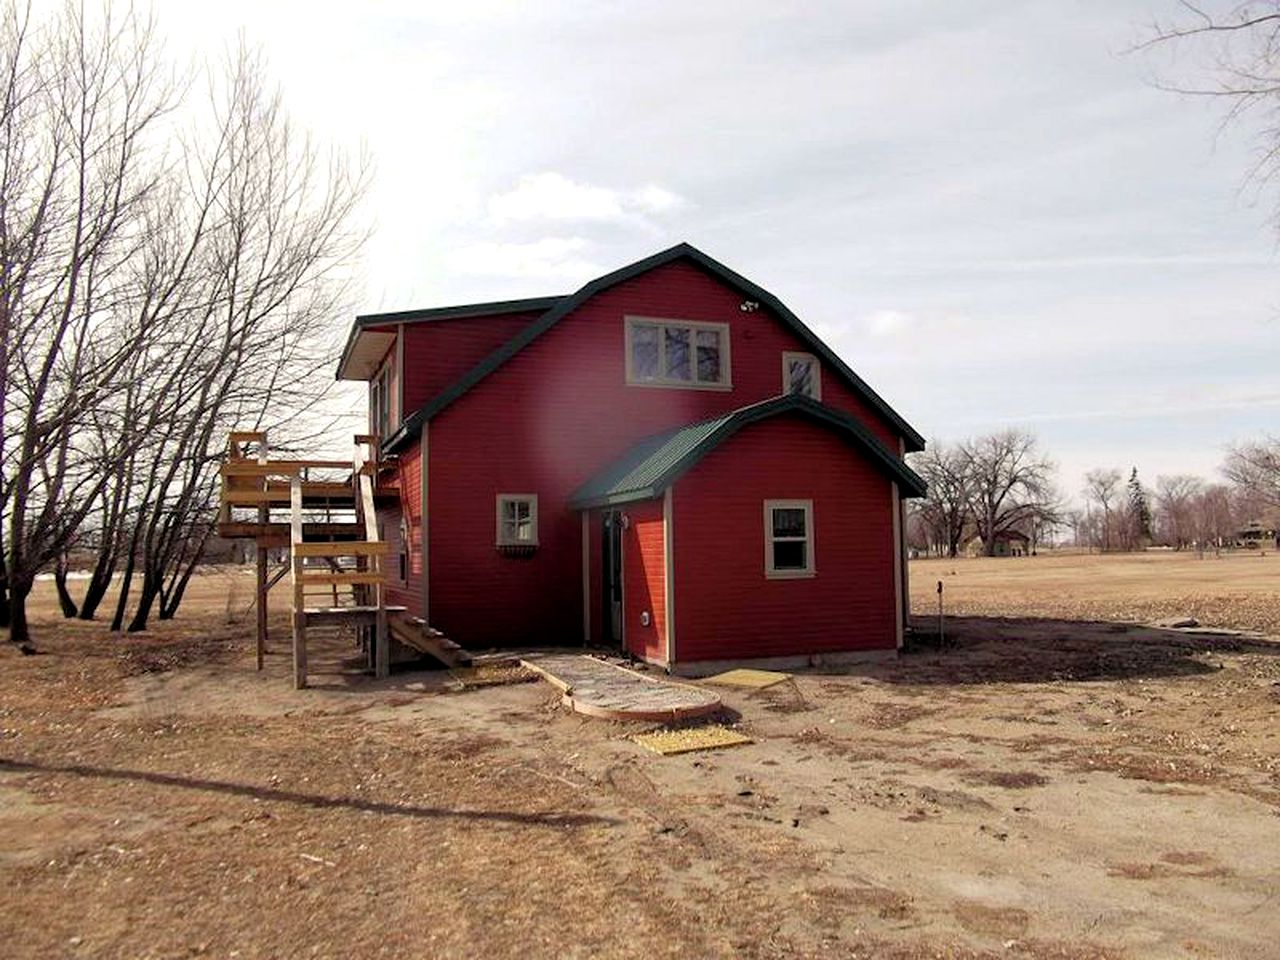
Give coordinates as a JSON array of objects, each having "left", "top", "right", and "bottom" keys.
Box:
[
  {"left": 1073, "top": 443, "right": 1280, "bottom": 555},
  {"left": 909, "top": 431, "right": 1280, "bottom": 558},
  {"left": 0, "top": 3, "right": 366, "bottom": 650}
]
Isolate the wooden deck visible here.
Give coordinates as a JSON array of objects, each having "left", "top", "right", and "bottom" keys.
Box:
[
  {"left": 218, "top": 431, "right": 393, "bottom": 688},
  {"left": 219, "top": 429, "right": 473, "bottom": 689},
  {"left": 520, "top": 654, "right": 722, "bottom": 722}
]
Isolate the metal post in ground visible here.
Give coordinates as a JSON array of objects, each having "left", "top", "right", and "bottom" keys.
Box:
[{"left": 937, "top": 579, "right": 945, "bottom": 648}]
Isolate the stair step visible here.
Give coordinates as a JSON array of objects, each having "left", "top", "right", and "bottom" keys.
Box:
[{"left": 388, "top": 616, "right": 472, "bottom": 667}]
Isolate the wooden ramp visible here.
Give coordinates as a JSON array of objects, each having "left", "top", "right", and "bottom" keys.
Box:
[
  {"left": 521, "top": 654, "right": 722, "bottom": 722},
  {"left": 389, "top": 615, "right": 473, "bottom": 668}
]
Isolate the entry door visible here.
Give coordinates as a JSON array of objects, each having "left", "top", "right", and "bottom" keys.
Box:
[{"left": 601, "top": 511, "right": 623, "bottom": 647}]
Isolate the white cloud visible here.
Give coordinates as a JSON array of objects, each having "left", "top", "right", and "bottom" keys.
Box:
[
  {"left": 861, "top": 309, "right": 915, "bottom": 337},
  {"left": 486, "top": 172, "right": 685, "bottom": 225},
  {"left": 632, "top": 184, "right": 684, "bottom": 214},
  {"left": 446, "top": 237, "right": 603, "bottom": 281}
]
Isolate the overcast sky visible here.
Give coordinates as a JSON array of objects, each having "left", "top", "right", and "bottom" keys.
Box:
[{"left": 150, "top": 0, "right": 1278, "bottom": 500}]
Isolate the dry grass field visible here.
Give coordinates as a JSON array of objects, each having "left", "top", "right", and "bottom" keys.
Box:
[
  {"left": 911, "top": 549, "right": 1280, "bottom": 636},
  {"left": 0, "top": 554, "right": 1277, "bottom": 959}
]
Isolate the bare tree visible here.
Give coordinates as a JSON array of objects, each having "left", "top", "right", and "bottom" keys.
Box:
[
  {"left": 1191, "top": 483, "right": 1238, "bottom": 555},
  {"left": 1139, "top": 4, "right": 1280, "bottom": 227},
  {"left": 1223, "top": 438, "right": 1280, "bottom": 506},
  {"left": 1154, "top": 474, "right": 1205, "bottom": 549},
  {"left": 0, "top": 2, "right": 180, "bottom": 648},
  {"left": 963, "top": 430, "right": 1058, "bottom": 557},
  {"left": 0, "top": 3, "right": 367, "bottom": 648},
  {"left": 908, "top": 441, "right": 970, "bottom": 558},
  {"left": 1082, "top": 468, "right": 1123, "bottom": 551}
]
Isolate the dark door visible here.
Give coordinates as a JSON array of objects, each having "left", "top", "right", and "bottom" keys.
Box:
[{"left": 601, "top": 511, "right": 623, "bottom": 648}]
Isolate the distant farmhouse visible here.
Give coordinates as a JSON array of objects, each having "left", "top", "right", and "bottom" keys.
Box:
[
  {"left": 966, "top": 529, "right": 1031, "bottom": 558},
  {"left": 1237, "top": 520, "right": 1278, "bottom": 550}
]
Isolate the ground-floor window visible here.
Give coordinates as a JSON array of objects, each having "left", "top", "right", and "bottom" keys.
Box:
[
  {"left": 398, "top": 517, "right": 410, "bottom": 583},
  {"left": 496, "top": 494, "right": 538, "bottom": 547},
  {"left": 764, "top": 499, "right": 814, "bottom": 577}
]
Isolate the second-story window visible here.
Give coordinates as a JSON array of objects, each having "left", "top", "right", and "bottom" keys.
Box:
[
  {"left": 783, "top": 352, "right": 820, "bottom": 400},
  {"left": 371, "top": 363, "right": 393, "bottom": 437},
  {"left": 370, "top": 372, "right": 385, "bottom": 438},
  {"left": 626, "top": 317, "right": 731, "bottom": 389}
]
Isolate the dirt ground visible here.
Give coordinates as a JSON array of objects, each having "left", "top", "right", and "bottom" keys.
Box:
[{"left": 2, "top": 557, "right": 1278, "bottom": 959}]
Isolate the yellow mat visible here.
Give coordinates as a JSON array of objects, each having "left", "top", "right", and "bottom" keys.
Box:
[
  {"left": 633, "top": 725, "right": 754, "bottom": 755},
  {"left": 702, "top": 668, "right": 791, "bottom": 689}
]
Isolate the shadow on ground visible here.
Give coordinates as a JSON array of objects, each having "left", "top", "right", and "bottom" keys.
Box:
[
  {"left": 861, "top": 615, "right": 1280, "bottom": 685},
  {"left": 0, "top": 757, "right": 617, "bottom": 828}
]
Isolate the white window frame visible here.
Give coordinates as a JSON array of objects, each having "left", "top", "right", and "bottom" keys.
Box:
[
  {"left": 764, "top": 499, "right": 815, "bottom": 578},
  {"left": 397, "top": 516, "right": 410, "bottom": 585},
  {"left": 625, "top": 316, "right": 732, "bottom": 390},
  {"left": 495, "top": 494, "right": 539, "bottom": 547},
  {"left": 371, "top": 362, "right": 394, "bottom": 437},
  {"left": 782, "top": 351, "right": 821, "bottom": 400}
]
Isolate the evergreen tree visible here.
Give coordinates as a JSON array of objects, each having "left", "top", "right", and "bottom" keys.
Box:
[{"left": 1128, "top": 467, "right": 1153, "bottom": 545}]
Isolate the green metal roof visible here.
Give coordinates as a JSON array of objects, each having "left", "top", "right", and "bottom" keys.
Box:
[
  {"left": 383, "top": 243, "right": 925, "bottom": 454},
  {"left": 567, "top": 394, "right": 926, "bottom": 509}
]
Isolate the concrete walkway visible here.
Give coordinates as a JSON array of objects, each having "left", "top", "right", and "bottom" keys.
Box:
[{"left": 520, "top": 654, "right": 722, "bottom": 722}]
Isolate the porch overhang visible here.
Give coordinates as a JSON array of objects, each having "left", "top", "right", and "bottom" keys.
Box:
[
  {"left": 336, "top": 326, "right": 396, "bottom": 381},
  {"left": 567, "top": 394, "right": 927, "bottom": 511}
]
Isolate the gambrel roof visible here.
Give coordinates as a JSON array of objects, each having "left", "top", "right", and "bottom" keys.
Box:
[{"left": 377, "top": 243, "right": 925, "bottom": 454}]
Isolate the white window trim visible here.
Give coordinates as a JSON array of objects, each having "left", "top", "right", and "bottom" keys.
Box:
[
  {"left": 371, "top": 361, "right": 395, "bottom": 437},
  {"left": 625, "top": 316, "right": 732, "bottom": 391},
  {"left": 764, "top": 499, "right": 815, "bottom": 579},
  {"left": 782, "top": 351, "right": 821, "bottom": 400},
  {"left": 495, "top": 494, "right": 539, "bottom": 547},
  {"left": 397, "top": 516, "right": 410, "bottom": 586}
]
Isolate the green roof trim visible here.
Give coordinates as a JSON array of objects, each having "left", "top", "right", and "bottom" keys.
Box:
[
  {"left": 383, "top": 242, "right": 925, "bottom": 454},
  {"left": 335, "top": 295, "right": 566, "bottom": 380},
  {"left": 567, "top": 394, "right": 926, "bottom": 509}
]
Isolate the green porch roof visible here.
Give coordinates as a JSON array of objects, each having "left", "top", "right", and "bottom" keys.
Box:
[{"left": 567, "top": 394, "right": 926, "bottom": 510}]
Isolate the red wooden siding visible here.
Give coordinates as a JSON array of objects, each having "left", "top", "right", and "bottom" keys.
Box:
[
  {"left": 622, "top": 498, "right": 666, "bottom": 663},
  {"left": 426, "top": 260, "right": 905, "bottom": 648},
  {"left": 398, "top": 311, "right": 545, "bottom": 415},
  {"left": 386, "top": 443, "right": 424, "bottom": 616},
  {"left": 672, "top": 413, "right": 897, "bottom": 661}
]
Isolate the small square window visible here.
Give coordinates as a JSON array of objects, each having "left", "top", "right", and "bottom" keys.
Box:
[
  {"left": 496, "top": 494, "right": 538, "bottom": 547},
  {"left": 782, "top": 352, "right": 820, "bottom": 400},
  {"left": 764, "top": 500, "right": 814, "bottom": 577}
]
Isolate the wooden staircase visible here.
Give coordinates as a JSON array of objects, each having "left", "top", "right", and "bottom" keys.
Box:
[
  {"left": 388, "top": 615, "right": 472, "bottom": 668},
  {"left": 219, "top": 431, "right": 403, "bottom": 689}
]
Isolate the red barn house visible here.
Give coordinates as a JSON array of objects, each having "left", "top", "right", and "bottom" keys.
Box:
[{"left": 337, "top": 243, "right": 925, "bottom": 674}]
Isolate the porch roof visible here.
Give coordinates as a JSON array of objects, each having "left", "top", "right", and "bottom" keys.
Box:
[{"left": 567, "top": 394, "right": 926, "bottom": 510}]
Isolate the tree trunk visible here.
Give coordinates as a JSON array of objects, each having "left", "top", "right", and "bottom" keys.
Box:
[
  {"left": 159, "top": 561, "right": 197, "bottom": 619},
  {"left": 0, "top": 549, "right": 10, "bottom": 629},
  {"left": 159, "top": 527, "right": 212, "bottom": 620},
  {"left": 127, "top": 570, "right": 161, "bottom": 632},
  {"left": 54, "top": 556, "right": 79, "bottom": 618},
  {"left": 7, "top": 578, "right": 34, "bottom": 651},
  {"left": 78, "top": 548, "right": 118, "bottom": 620},
  {"left": 110, "top": 553, "right": 137, "bottom": 632}
]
